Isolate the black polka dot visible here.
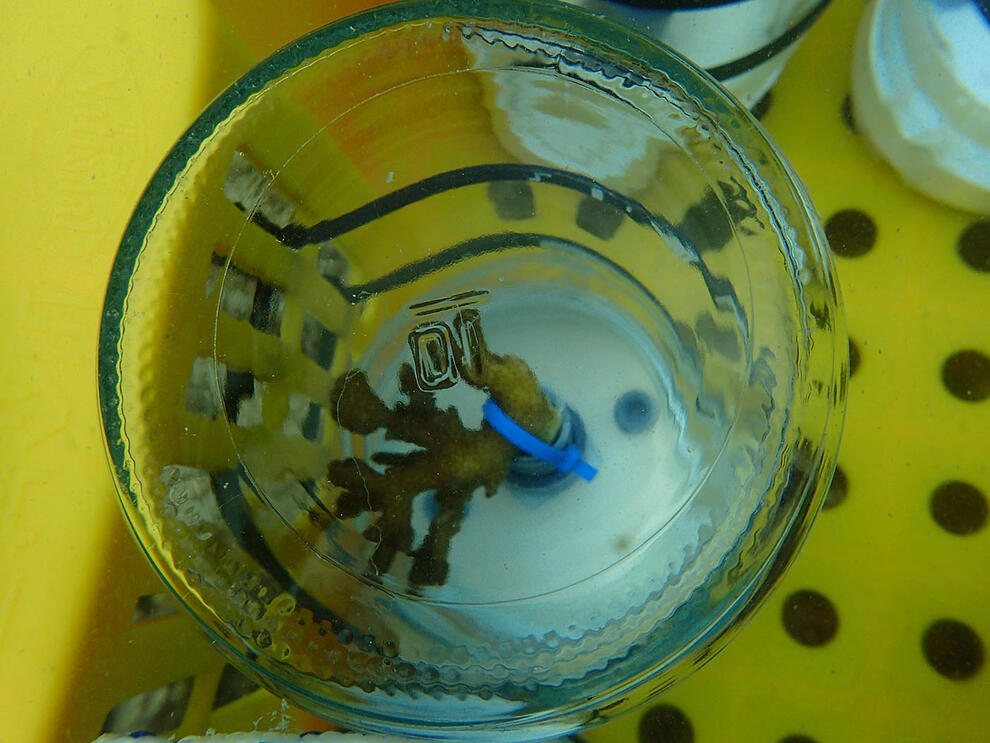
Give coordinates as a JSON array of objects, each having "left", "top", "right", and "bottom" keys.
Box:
[
  {"left": 487, "top": 181, "right": 535, "bottom": 220},
  {"left": 922, "top": 619, "right": 984, "bottom": 680},
  {"left": 823, "top": 465, "right": 848, "bottom": 510},
  {"left": 782, "top": 590, "right": 839, "bottom": 647},
  {"left": 848, "top": 338, "right": 861, "bottom": 377},
  {"left": 639, "top": 704, "right": 693, "bottom": 743},
  {"left": 941, "top": 350, "right": 990, "bottom": 402},
  {"left": 825, "top": 209, "right": 877, "bottom": 257},
  {"left": 841, "top": 94, "right": 856, "bottom": 133},
  {"left": 931, "top": 481, "right": 988, "bottom": 535},
  {"left": 780, "top": 736, "right": 819, "bottom": 743},
  {"left": 752, "top": 89, "right": 773, "bottom": 120},
  {"left": 958, "top": 220, "right": 990, "bottom": 272},
  {"left": 576, "top": 196, "right": 624, "bottom": 240}
]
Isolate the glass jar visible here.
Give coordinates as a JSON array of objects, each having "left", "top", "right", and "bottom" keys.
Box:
[{"left": 99, "top": 1, "right": 846, "bottom": 739}]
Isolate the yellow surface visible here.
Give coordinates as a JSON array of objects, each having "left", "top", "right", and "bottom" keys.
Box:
[{"left": 0, "top": 2, "right": 987, "bottom": 743}]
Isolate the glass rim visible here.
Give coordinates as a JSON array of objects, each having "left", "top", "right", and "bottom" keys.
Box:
[{"left": 97, "top": 0, "right": 846, "bottom": 735}]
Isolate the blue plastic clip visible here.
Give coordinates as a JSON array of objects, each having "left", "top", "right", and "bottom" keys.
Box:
[{"left": 483, "top": 399, "right": 598, "bottom": 482}]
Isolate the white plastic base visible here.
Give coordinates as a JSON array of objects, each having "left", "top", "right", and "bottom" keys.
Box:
[
  {"left": 852, "top": 0, "right": 990, "bottom": 215},
  {"left": 568, "top": 0, "right": 824, "bottom": 107}
]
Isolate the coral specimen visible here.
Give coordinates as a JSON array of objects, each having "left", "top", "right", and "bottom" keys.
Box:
[{"left": 326, "top": 310, "right": 558, "bottom": 587}]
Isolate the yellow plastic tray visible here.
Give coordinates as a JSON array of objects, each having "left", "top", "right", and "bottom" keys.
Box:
[{"left": 1, "top": 1, "right": 986, "bottom": 742}]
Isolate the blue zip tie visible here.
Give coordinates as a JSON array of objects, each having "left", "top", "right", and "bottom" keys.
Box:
[{"left": 483, "top": 399, "right": 598, "bottom": 482}]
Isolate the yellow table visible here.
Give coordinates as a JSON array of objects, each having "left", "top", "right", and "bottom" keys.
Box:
[{"left": 1, "top": 1, "right": 986, "bottom": 742}]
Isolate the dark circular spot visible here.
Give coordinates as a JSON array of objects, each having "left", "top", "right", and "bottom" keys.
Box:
[
  {"left": 752, "top": 88, "right": 773, "bottom": 120},
  {"left": 958, "top": 220, "right": 990, "bottom": 272},
  {"left": 941, "top": 350, "right": 990, "bottom": 402},
  {"left": 848, "top": 338, "right": 861, "bottom": 377},
  {"left": 639, "top": 704, "right": 694, "bottom": 743},
  {"left": 780, "top": 736, "right": 819, "bottom": 743},
  {"left": 841, "top": 94, "right": 857, "bottom": 133},
  {"left": 922, "top": 619, "right": 984, "bottom": 680},
  {"left": 931, "top": 481, "right": 988, "bottom": 535},
  {"left": 823, "top": 465, "right": 848, "bottom": 510},
  {"left": 825, "top": 209, "right": 877, "bottom": 257},
  {"left": 782, "top": 590, "right": 839, "bottom": 647},
  {"left": 615, "top": 390, "right": 658, "bottom": 434}
]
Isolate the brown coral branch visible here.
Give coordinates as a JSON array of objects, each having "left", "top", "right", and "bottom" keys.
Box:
[{"left": 326, "top": 310, "right": 559, "bottom": 587}]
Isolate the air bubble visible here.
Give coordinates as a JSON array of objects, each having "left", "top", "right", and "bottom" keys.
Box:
[
  {"left": 245, "top": 600, "right": 264, "bottom": 621},
  {"left": 269, "top": 594, "right": 296, "bottom": 616},
  {"left": 441, "top": 667, "right": 460, "bottom": 683}
]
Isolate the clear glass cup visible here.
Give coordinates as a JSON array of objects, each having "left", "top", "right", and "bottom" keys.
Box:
[{"left": 98, "top": 1, "right": 846, "bottom": 739}]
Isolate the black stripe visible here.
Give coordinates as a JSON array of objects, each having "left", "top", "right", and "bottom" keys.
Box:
[
  {"left": 251, "top": 163, "right": 747, "bottom": 332},
  {"left": 333, "top": 230, "right": 747, "bottom": 338},
  {"left": 337, "top": 231, "right": 663, "bottom": 306},
  {"left": 706, "top": 0, "right": 831, "bottom": 81},
  {"left": 260, "top": 163, "right": 665, "bottom": 248}
]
